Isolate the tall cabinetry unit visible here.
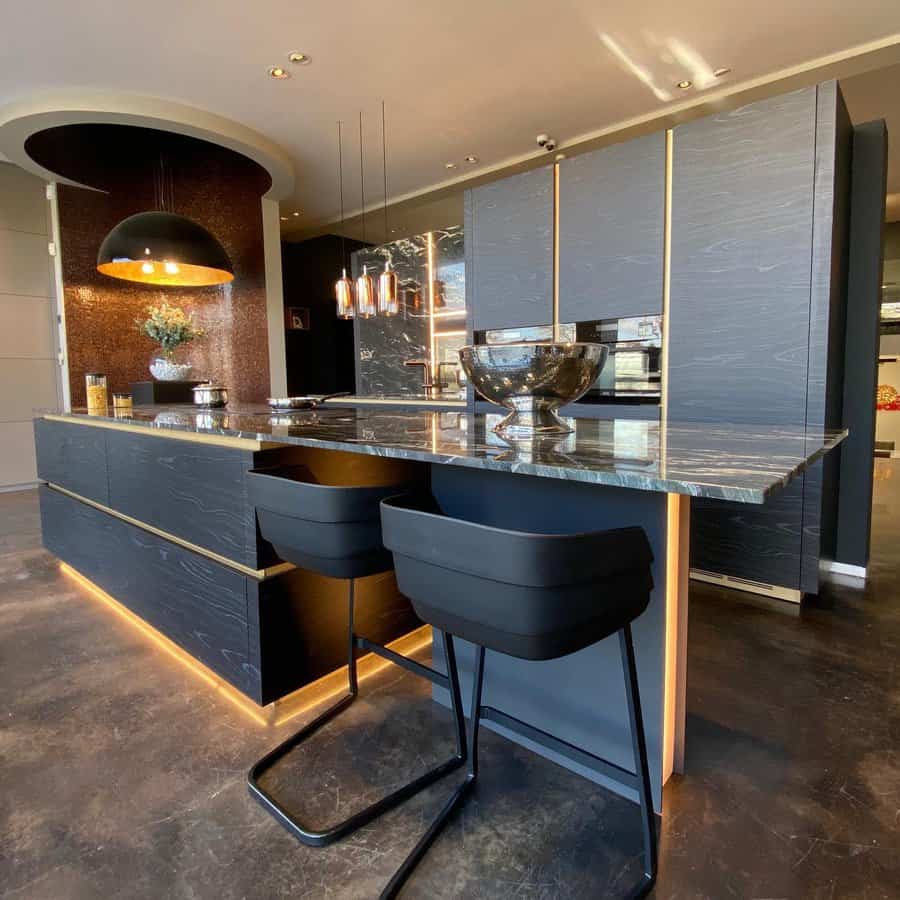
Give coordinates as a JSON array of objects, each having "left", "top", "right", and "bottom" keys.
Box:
[
  {"left": 466, "top": 167, "right": 554, "bottom": 332},
  {"left": 558, "top": 132, "right": 666, "bottom": 321},
  {"left": 666, "top": 82, "right": 850, "bottom": 596}
]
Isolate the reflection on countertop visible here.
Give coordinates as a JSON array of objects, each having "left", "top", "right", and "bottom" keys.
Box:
[
  {"left": 47, "top": 404, "right": 846, "bottom": 504},
  {"left": 333, "top": 393, "right": 466, "bottom": 407}
]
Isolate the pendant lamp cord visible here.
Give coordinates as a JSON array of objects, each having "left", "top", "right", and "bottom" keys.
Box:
[
  {"left": 359, "top": 111, "right": 366, "bottom": 245},
  {"left": 156, "top": 154, "right": 175, "bottom": 213},
  {"left": 382, "top": 101, "right": 389, "bottom": 244},
  {"left": 338, "top": 120, "right": 346, "bottom": 270}
]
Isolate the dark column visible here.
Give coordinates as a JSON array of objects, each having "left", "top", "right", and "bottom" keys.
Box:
[{"left": 835, "top": 120, "right": 889, "bottom": 570}]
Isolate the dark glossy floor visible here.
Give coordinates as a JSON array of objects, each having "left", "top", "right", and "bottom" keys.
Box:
[{"left": 2, "top": 466, "right": 899, "bottom": 899}]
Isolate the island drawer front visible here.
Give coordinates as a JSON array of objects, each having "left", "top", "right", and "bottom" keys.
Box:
[
  {"left": 40, "top": 486, "right": 255, "bottom": 696},
  {"left": 104, "top": 429, "right": 255, "bottom": 569},
  {"left": 34, "top": 418, "right": 110, "bottom": 505}
]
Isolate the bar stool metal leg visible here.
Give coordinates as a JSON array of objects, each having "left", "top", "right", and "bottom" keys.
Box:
[
  {"left": 619, "top": 623, "right": 658, "bottom": 898},
  {"left": 381, "top": 632, "right": 659, "bottom": 899},
  {"left": 247, "top": 579, "right": 468, "bottom": 847}
]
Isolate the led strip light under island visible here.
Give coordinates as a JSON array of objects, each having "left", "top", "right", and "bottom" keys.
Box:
[{"left": 34, "top": 409, "right": 846, "bottom": 811}]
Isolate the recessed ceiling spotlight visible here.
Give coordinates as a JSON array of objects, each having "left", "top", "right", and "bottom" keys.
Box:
[
  {"left": 292, "top": 211, "right": 301, "bottom": 216},
  {"left": 713, "top": 67, "right": 732, "bottom": 78},
  {"left": 445, "top": 162, "right": 457, "bottom": 170},
  {"left": 280, "top": 216, "right": 288, "bottom": 221},
  {"left": 464, "top": 155, "right": 479, "bottom": 164},
  {"left": 268, "top": 66, "right": 290, "bottom": 80},
  {"left": 288, "top": 52, "right": 311, "bottom": 65},
  {"left": 677, "top": 79, "right": 693, "bottom": 90}
]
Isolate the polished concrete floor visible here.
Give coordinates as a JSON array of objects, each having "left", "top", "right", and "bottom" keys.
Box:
[{"left": 2, "top": 467, "right": 900, "bottom": 899}]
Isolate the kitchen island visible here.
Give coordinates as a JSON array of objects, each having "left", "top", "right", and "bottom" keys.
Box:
[{"left": 34, "top": 405, "right": 845, "bottom": 810}]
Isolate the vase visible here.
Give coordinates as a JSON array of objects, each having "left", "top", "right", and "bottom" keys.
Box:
[{"left": 149, "top": 349, "right": 193, "bottom": 382}]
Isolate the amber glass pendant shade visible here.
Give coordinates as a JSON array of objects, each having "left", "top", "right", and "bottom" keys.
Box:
[
  {"left": 356, "top": 265, "right": 377, "bottom": 318},
  {"left": 335, "top": 269, "right": 355, "bottom": 319},
  {"left": 378, "top": 263, "right": 399, "bottom": 316},
  {"left": 96, "top": 212, "right": 233, "bottom": 287}
]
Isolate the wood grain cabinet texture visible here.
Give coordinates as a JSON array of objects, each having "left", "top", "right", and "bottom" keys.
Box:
[
  {"left": 558, "top": 132, "right": 666, "bottom": 322},
  {"left": 104, "top": 430, "right": 256, "bottom": 568},
  {"left": 668, "top": 83, "right": 850, "bottom": 594},
  {"left": 41, "top": 485, "right": 253, "bottom": 693},
  {"left": 34, "top": 418, "right": 110, "bottom": 505},
  {"left": 467, "top": 166, "right": 554, "bottom": 331}
]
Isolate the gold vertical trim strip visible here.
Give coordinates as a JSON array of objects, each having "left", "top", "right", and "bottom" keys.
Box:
[
  {"left": 660, "top": 130, "right": 674, "bottom": 432},
  {"left": 552, "top": 162, "right": 561, "bottom": 341}
]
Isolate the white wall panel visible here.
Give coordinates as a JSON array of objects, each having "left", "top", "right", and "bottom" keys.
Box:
[
  {"left": 0, "top": 421, "right": 39, "bottom": 486},
  {"left": 0, "top": 294, "right": 54, "bottom": 359}
]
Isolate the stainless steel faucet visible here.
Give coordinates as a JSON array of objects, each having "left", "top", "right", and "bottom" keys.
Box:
[{"left": 404, "top": 360, "right": 447, "bottom": 398}]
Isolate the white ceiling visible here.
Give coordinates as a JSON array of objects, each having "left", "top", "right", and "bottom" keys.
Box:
[
  {"left": 1, "top": 1, "right": 898, "bottom": 235},
  {"left": 841, "top": 61, "right": 900, "bottom": 198}
]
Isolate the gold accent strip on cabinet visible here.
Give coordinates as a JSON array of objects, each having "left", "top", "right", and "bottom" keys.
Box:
[
  {"left": 42, "top": 414, "right": 281, "bottom": 452},
  {"left": 47, "top": 483, "right": 293, "bottom": 581},
  {"left": 552, "top": 162, "right": 561, "bottom": 341},
  {"left": 659, "top": 129, "right": 674, "bottom": 431}
]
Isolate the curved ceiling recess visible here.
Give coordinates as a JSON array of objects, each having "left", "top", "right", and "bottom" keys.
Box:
[
  {"left": 0, "top": 92, "right": 294, "bottom": 200},
  {"left": 25, "top": 122, "right": 270, "bottom": 287}
]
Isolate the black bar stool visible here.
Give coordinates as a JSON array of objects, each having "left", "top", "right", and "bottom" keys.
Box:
[
  {"left": 246, "top": 464, "right": 467, "bottom": 846},
  {"left": 379, "top": 490, "right": 658, "bottom": 900}
]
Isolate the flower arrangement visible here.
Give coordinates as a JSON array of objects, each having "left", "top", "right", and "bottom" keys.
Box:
[{"left": 137, "top": 302, "right": 204, "bottom": 358}]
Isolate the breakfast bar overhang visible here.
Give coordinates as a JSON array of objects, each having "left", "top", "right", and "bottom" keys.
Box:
[{"left": 34, "top": 406, "right": 846, "bottom": 811}]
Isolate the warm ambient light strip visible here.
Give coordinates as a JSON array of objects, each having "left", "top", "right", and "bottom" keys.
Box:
[
  {"left": 427, "top": 231, "right": 437, "bottom": 380},
  {"left": 663, "top": 494, "right": 690, "bottom": 780},
  {"left": 60, "top": 562, "right": 433, "bottom": 730}
]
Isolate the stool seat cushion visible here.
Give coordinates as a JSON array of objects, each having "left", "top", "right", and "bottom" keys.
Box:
[
  {"left": 249, "top": 465, "right": 412, "bottom": 579},
  {"left": 380, "top": 492, "right": 654, "bottom": 661}
]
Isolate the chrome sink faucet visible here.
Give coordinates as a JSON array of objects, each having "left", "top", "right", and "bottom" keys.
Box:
[{"left": 404, "top": 360, "right": 448, "bottom": 398}]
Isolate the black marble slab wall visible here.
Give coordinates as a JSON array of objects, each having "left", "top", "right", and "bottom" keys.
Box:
[{"left": 351, "top": 226, "right": 465, "bottom": 395}]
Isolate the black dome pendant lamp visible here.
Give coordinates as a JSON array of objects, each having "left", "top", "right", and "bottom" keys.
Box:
[{"left": 96, "top": 158, "right": 233, "bottom": 287}]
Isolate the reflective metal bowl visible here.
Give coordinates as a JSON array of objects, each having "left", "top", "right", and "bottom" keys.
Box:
[{"left": 459, "top": 342, "right": 608, "bottom": 436}]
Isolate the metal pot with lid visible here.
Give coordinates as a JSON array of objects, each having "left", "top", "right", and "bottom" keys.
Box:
[{"left": 191, "top": 382, "right": 229, "bottom": 408}]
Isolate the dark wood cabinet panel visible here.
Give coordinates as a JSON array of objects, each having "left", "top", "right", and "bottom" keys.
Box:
[
  {"left": 40, "top": 485, "right": 253, "bottom": 694},
  {"left": 667, "top": 86, "right": 818, "bottom": 427},
  {"left": 668, "top": 86, "right": 825, "bottom": 592},
  {"left": 690, "top": 478, "right": 805, "bottom": 591},
  {"left": 468, "top": 167, "right": 554, "bottom": 331},
  {"left": 34, "top": 418, "right": 109, "bottom": 504},
  {"left": 105, "top": 430, "right": 254, "bottom": 567},
  {"left": 558, "top": 133, "right": 665, "bottom": 322}
]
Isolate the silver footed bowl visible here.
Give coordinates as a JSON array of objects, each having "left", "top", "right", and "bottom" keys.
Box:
[{"left": 459, "top": 342, "right": 609, "bottom": 436}]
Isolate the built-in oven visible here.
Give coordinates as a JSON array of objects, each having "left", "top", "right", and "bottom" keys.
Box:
[{"left": 473, "top": 314, "right": 662, "bottom": 405}]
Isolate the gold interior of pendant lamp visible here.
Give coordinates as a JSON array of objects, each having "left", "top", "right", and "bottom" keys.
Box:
[{"left": 97, "top": 260, "right": 234, "bottom": 287}]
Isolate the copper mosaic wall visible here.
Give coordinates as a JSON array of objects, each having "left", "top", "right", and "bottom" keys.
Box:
[{"left": 29, "top": 125, "right": 272, "bottom": 406}]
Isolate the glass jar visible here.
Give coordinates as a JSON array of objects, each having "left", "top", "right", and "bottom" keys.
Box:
[
  {"left": 85, "top": 373, "right": 108, "bottom": 413},
  {"left": 112, "top": 392, "right": 133, "bottom": 417}
]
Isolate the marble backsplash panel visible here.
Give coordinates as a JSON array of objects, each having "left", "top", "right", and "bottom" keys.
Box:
[{"left": 351, "top": 226, "right": 464, "bottom": 396}]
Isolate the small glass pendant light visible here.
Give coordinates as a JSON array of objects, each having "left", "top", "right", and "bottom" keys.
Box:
[
  {"left": 355, "top": 111, "right": 378, "bottom": 318},
  {"left": 377, "top": 101, "right": 399, "bottom": 316},
  {"left": 335, "top": 268, "right": 355, "bottom": 319},
  {"left": 357, "top": 264, "right": 377, "bottom": 318},
  {"left": 334, "top": 121, "right": 355, "bottom": 319},
  {"left": 378, "top": 261, "right": 398, "bottom": 316}
]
